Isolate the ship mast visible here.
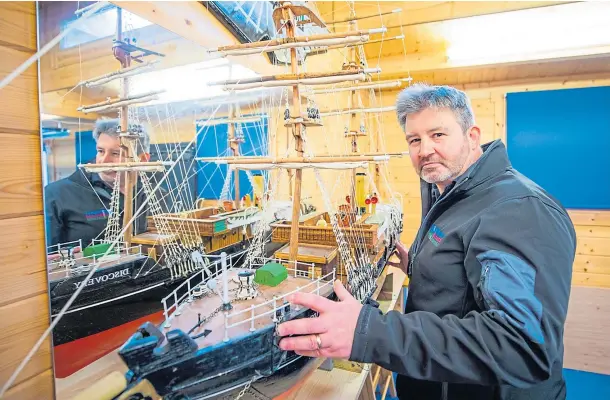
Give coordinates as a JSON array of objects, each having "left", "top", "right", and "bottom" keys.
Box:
[
  {"left": 282, "top": 3, "right": 305, "bottom": 263},
  {"left": 77, "top": 6, "right": 166, "bottom": 247},
  {"left": 114, "top": 8, "right": 136, "bottom": 247},
  {"left": 205, "top": 2, "right": 405, "bottom": 267},
  {"left": 345, "top": 13, "right": 364, "bottom": 215},
  {"left": 227, "top": 105, "right": 241, "bottom": 209}
]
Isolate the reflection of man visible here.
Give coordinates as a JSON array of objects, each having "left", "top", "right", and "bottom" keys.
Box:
[
  {"left": 45, "top": 118, "right": 159, "bottom": 247},
  {"left": 277, "top": 84, "right": 576, "bottom": 400}
]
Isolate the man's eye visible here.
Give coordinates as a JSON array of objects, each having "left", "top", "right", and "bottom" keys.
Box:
[
  {"left": 408, "top": 138, "right": 420, "bottom": 145},
  {"left": 433, "top": 133, "right": 444, "bottom": 138}
]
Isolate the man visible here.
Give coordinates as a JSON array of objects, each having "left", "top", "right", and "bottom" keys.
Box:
[
  {"left": 277, "top": 84, "right": 576, "bottom": 399},
  {"left": 45, "top": 118, "right": 158, "bottom": 247}
]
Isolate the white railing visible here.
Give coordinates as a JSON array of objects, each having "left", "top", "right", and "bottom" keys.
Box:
[
  {"left": 47, "top": 239, "right": 83, "bottom": 257},
  {"left": 161, "top": 249, "right": 248, "bottom": 328},
  {"left": 47, "top": 244, "right": 143, "bottom": 277},
  {"left": 250, "top": 257, "right": 315, "bottom": 278},
  {"left": 222, "top": 268, "right": 336, "bottom": 342}
]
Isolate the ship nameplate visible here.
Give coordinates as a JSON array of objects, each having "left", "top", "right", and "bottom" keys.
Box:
[{"left": 73, "top": 268, "right": 130, "bottom": 289}]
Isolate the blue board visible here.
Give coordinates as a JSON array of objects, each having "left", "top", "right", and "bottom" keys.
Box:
[
  {"left": 506, "top": 86, "right": 610, "bottom": 209},
  {"left": 75, "top": 130, "right": 97, "bottom": 165},
  {"left": 196, "top": 116, "right": 268, "bottom": 201}
]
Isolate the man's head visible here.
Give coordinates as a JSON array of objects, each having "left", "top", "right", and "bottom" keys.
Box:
[
  {"left": 93, "top": 118, "right": 151, "bottom": 185},
  {"left": 396, "top": 84, "right": 483, "bottom": 192}
]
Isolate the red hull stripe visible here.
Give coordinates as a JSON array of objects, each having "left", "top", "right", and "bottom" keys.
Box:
[{"left": 53, "top": 311, "right": 165, "bottom": 378}]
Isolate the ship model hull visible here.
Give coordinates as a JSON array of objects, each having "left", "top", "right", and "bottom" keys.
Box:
[
  {"left": 115, "top": 229, "right": 397, "bottom": 400},
  {"left": 49, "top": 241, "right": 249, "bottom": 378},
  {"left": 49, "top": 206, "right": 276, "bottom": 377},
  {"left": 118, "top": 286, "right": 339, "bottom": 400}
]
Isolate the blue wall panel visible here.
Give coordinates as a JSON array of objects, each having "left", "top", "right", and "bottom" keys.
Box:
[
  {"left": 75, "top": 130, "right": 96, "bottom": 166},
  {"left": 196, "top": 117, "right": 268, "bottom": 201},
  {"left": 506, "top": 86, "right": 610, "bottom": 209}
]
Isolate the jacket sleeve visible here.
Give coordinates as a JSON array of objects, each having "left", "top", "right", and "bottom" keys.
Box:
[{"left": 349, "top": 197, "right": 576, "bottom": 388}]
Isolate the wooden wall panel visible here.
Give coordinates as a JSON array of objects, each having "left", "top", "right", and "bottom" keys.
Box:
[
  {"left": 0, "top": 2, "right": 54, "bottom": 398},
  {"left": 0, "top": 47, "right": 39, "bottom": 133},
  {"left": 0, "top": 133, "right": 44, "bottom": 218},
  {"left": 0, "top": 294, "right": 52, "bottom": 387},
  {"left": 0, "top": 2, "right": 37, "bottom": 51},
  {"left": 3, "top": 370, "right": 54, "bottom": 400},
  {"left": 0, "top": 216, "right": 48, "bottom": 306},
  {"left": 564, "top": 286, "right": 610, "bottom": 375}
]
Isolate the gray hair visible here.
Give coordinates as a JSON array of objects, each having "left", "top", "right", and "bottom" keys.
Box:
[
  {"left": 92, "top": 118, "right": 151, "bottom": 154},
  {"left": 395, "top": 83, "right": 475, "bottom": 134}
]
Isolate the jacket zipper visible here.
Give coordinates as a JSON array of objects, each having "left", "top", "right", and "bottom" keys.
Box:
[
  {"left": 408, "top": 179, "right": 469, "bottom": 277},
  {"left": 442, "top": 382, "right": 448, "bottom": 400}
]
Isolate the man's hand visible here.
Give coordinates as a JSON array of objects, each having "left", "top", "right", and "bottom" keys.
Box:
[
  {"left": 387, "top": 241, "right": 409, "bottom": 274},
  {"left": 277, "top": 280, "right": 362, "bottom": 359}
]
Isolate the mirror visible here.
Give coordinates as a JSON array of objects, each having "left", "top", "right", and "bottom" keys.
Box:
[{"left": 36, "top": 2, "right": 275, "bottom": 397}]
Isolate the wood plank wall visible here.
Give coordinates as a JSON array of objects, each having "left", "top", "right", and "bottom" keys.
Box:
[
  {"left": 373, "top": 76, "right": 610, "bottom": 375},
  {"left": 0, "top": 2, "right": 55, "bottom": 398}
]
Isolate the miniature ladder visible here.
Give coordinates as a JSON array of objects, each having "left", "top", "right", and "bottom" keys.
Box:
[
  {"left": 313, "top": 169, "right": 366, "bottom": 298},
  {"left": 138, "top": 171, "right": 189, "bottom": 279},
  {"left": 242, "top": 169, "right": 280, "bottom": 268},
  {"left": 103, "top": 172, "right": 123, "bottom": 244},
  {"left": 218, "top": 167, "right": 233, "bottom": 208}
]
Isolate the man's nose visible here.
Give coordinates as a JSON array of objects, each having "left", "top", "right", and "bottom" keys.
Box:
[{"left": 419, "top": 138, "right": 435, "bottom": 158}]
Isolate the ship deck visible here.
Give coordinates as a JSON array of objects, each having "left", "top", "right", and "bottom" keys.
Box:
[{"left": 165, "top": 268, "right": 334, "bottom": 348}]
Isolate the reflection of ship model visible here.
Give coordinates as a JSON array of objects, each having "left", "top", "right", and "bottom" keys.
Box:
[
  {"left": 78, "top": 3, "right": 406, "bottom": 400},
  {"left": 46, "top": 6, "right": 289, "bottom": 378}
]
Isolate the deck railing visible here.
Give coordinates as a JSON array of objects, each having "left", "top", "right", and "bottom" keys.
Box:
[
  {"left": 46, "top": 239, "right": 83, "bottom": 257},
  {"left": 47, "top": 244, "right": 143, "bottom": 276},
  {"left": 223, "top": 268, "right": 336, "bottom": 342},
  {"left": 161, "top": 249, "right": 248, "bottom": 328}
]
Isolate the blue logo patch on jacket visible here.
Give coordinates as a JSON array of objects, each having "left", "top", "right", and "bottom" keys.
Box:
[
  {"left": 85, "top": 209, "right": 109, "bottom": 221},
  {"left": 427, "top": 224, "right": 445, "bottom": 247}
]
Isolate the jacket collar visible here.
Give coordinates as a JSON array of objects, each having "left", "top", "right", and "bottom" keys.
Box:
[{"left": 419, "top": 140, "right": 511, "bottom": 215}]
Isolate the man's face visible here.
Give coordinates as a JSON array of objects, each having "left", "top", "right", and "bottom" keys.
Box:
[
  {"left": 95, "top": 133, "right": 124, "bottom": 184},
  {"left": 405, "top": 107, "right": 480, "bottom": 189}
]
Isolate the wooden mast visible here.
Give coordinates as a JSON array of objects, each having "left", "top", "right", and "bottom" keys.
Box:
[
  {"left": 114, "top": 8, "right": 136, "bottom": 247},
  {"left": 345, "top": 16, "right": 364, "bottom": 215},
  {"left": 227, "top": 105, "right": 241, "bottom": 209},
  {"left": 283, "top": 2, "right": 304, "bottom": 263}
]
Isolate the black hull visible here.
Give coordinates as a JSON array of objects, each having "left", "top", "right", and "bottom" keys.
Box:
[
  {"left": 119, "top": 293, "right": 337, "bottom": 400},
  {"left": 117, "top": 242, "right": 398, "bottom": 400},
  {"left": 50, "top": 240, "right": 285, "bottom": 346}
]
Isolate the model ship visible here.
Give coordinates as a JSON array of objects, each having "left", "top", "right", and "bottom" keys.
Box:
[
  {"left": 45, "top": 6, "right": 298, "bottom": 378},
  {"left": 66, "top": 2, "right": 408, "bottom": 399}
]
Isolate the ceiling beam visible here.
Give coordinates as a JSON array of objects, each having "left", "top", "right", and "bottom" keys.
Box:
[
  {"left": 111, "top": 1, "right": 280, "bottom": 76},
  {"left": 317, "top": 1, "right": 576, "bottom": 30},
  {"left": 41, "top": 90, "right": 102, "bottom": 120}
]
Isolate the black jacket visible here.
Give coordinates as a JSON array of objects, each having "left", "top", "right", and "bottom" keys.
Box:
[
  {"left": 44, "top": 169, "right": 161, "bottom": 248},
  {"left": 349, "top": 140, "right": 576, "bottom": 400}
]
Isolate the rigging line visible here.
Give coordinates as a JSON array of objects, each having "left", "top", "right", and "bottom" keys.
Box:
[
  {"left": 0, "top": 102, "right": 223, "bottom": 398},
  {"left": 0, "top": 1, "right": 109, "bottom": 92}
]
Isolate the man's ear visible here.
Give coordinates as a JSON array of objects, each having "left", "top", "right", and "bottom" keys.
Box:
[
  {"left": 467, "top": 125, "right": 481, "bottom": 148},
  {"left": 139, "top": 153, "right": 151, "bottom": 162}
]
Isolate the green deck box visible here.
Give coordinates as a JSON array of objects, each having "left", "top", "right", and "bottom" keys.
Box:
[{"left": 254, "top": 262, "right": 288, "bottom": 287}]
